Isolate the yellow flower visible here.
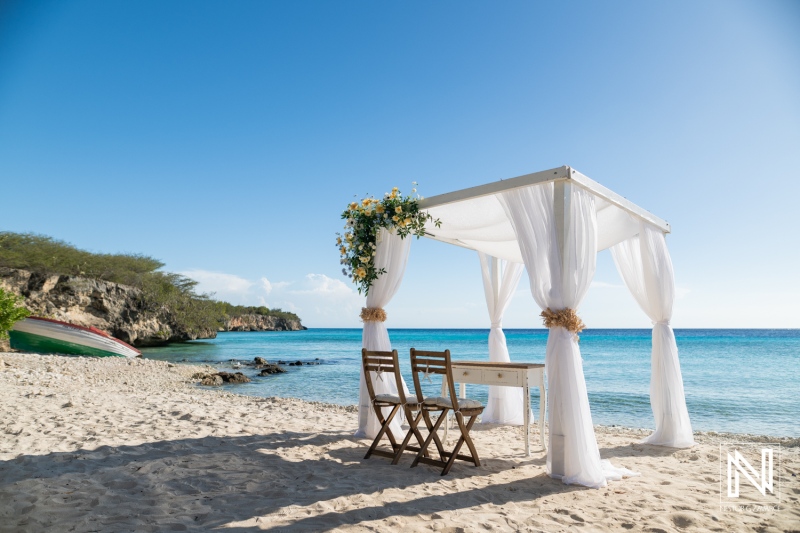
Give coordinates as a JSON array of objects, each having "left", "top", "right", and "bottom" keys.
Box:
[
  {"left": 349, "top": 202, "right": 358, "bottom": 210},
  {"left": 362, "top": 198, "right": 370, "bottom": 207},
  {"left": 392, "top": 215, "right": 399, "bottom": 222},
  {"left": 346, "top": 233, "right": 353, "bottom": 241},
  {"left": 336, "top": 237, "right": 342, "bottom": 245},
  {"left": 375, "top": 204, "right": 385, "bottom": 214},
  {"left": 398, "top": 219, "right": 407, "bottom": 227},
  {"left": 392, "top": 187, "right": 399, "bottom": 192},
  {"left": 355, "top": 267, "right": 367, "bottom": 279},
  {"left": 340, "top": 246, "right": 347, "bottom": 255},
  {"left": 360, "top": 256, "right": 370, "bottom": 264},
  {"left": 404, "top": 218, "right": 411, "bottom": 225},
  {"left": 390, "top": 192, "right": 397, "bottom": 199}
]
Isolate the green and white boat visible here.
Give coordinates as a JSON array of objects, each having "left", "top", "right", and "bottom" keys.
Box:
[{"left": 9, "top": 317, "right": 141, "bottom": 358}]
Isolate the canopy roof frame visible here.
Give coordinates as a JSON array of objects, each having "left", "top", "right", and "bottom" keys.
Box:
[{"left": 418, "top": 165, "right": 670, "bottom": 234}]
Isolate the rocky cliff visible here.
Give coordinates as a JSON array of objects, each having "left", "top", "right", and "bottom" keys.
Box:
[
  {"left": 221, "top": 314, "right": 306, "bottom": 332},
  {"left": 0, "top": 267, "right": 217, "bottom": 347}
]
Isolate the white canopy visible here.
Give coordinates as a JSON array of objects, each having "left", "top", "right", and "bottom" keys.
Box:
[
  {"left": 356, "top": 165, "right": 693, "bottom": 489},
  {"left": 419, "top": 166, "right": 670, "bottom": 261}
]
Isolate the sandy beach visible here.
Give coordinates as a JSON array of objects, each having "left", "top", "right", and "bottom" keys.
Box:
[{"left": 0, "top": 352, "right": 797, "bottom": 532}]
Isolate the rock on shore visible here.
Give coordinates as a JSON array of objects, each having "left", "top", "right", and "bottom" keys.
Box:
[
  {"left": 0, "top": 267, "right": 216, "bottom": 347},
  {"left": 221, "top": 314, "right": 306, "bottom": 332},
  {"left": 0, "top": 268, "right": 306, "bottom": 348}
]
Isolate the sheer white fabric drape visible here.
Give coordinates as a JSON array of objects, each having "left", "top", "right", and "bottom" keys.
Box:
[
  {"left": 478, "top": 252, "right": 525, "bottom": 424},
  {"left": 355, "top": 228, "right": 411, "bottom": 439},
  {"left": 611, "top": 222, "right": 694, "bottom": 448},
  {"left": 499, "top": 183, "right": 638, "bottom": 488}
]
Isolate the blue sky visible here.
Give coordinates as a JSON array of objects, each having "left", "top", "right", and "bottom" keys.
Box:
[{"left": 1, "top": 1, "right": 798, "bottom": 328}]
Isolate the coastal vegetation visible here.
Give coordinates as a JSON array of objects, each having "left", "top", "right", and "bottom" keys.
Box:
[
  {"left": 0, "top": 287, "right": 30, "bottom": 339},
  {"left": 0, "top": 232, "right": 301, "bottom": 337}
]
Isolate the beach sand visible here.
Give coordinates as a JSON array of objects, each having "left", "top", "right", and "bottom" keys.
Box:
[{"left": 1, "top": 352, "right": 797, "bottom": 532}]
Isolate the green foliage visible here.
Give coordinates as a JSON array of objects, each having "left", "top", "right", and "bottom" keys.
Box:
[
  {"left": 0, "top": 288, "right": 30, "bottom": 340},
  {"left": 0, "top": 232, "right": 301, "bottom": 339},
  {"left": 213, "top": 302, "right": 301, "bottom": 323},
  {"left": 0, "top": 232, "right": 163, "bottom": 285},
  {"left": 336, "top": 185, "right": 441, "bottom": 295}
]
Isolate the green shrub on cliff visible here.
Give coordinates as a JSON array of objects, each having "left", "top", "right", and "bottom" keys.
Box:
[
  {"left": 0, "top": 232, "right": 302, "bottom": 338},
  {"left": 214, "top": 302, "right": 301, "bottom": 323},
  {"left": 0, "top": 288, "right": 30, "bottom": 339},
  {"left": 0, "top": 232, "right": 162, "bottom": 286}
]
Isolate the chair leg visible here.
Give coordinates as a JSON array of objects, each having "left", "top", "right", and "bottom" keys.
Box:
[
  {"left": 441, "top": 413, "right": 480, "bottom": 476},
  {"left": 420, "top": 409, "right": 448, "bottom": 462},
  {"left": 391, "top": 408, "right": 425, "bottom": 465},
  {"left": 364, "top": 404, "right": 400, "bottom": 460},
  {"left": 460, "top": 414, "right": 481, "bottom": 467},
  {"left": 411, "top": 408, "right": 449, "bottom": 468}
]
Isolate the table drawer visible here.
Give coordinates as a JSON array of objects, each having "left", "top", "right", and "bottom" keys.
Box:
[
  {"left": 453, "top": 367, "right": 482, "bottom": 384},
  {"left": 480, "top": 369, "right": 522, "bottom": 387}
]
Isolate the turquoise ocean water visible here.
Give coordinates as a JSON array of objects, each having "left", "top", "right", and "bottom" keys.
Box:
[{"left": 142, "top": 329, "right": 800, "bottom": 438}]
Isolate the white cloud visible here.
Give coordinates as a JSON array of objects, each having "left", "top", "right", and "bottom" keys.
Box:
[
  {"left": 179, "top": 269, "right": 364, "bottom": 327},
  {"left": 180, "top": 270, "right": 255, "bottom": 302},
  {"left": 289, "top": 274, "right": 356, "bottom": 296}
]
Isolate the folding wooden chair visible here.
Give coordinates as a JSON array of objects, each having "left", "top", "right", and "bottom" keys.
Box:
[
  {"left": 409, "top": 348, "right": 485, "bottom": 475},
  {"left": 362, "top": 349, "right": 428, "bottom": 464}
]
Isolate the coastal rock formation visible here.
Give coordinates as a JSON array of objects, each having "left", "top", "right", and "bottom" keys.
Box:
[
  {"left": 221, "top": 314, "right": 306, "bottom": 332},
  {"left": 0, "top": 267, "right": 216, "bottom": 347}
]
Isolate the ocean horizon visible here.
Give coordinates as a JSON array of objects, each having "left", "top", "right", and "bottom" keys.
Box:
[{"left": 142, "top": 327, "right": 800, "bottom": 439}]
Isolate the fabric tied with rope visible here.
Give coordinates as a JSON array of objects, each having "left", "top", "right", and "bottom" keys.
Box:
[
  {"left": 540, "top": 307, "right": 586, "bottom": 341},
  {"left": 653, "top": 319, "right": 671, "bottom": 326},
  {"left": 360, "top": 307, "right": 387, "bottom": 323}
]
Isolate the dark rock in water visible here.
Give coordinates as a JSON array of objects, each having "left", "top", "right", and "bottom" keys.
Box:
[
  {"left": 259, "top": 364, "right": 286, "bottom": 376},
  {"left": 193, "top": 371, "right": 250, "bottom": 385},
  {"left": 254, "top": 357, "right": 269, "bottom": 366},
  {"left": 277, "top": 360, "right": 287, "bottom": 365},
  {"left": 198, "top": 374, "right": 223, "bottom": 386},
  {"left": 295, "top": 360, "right": 302, "bottom": 366},
  {"left": 217, "top": 372, "right": 250, "bottom": 384},
  {"left": 305, "top": 361, "right": 320, "bottom": 365}
]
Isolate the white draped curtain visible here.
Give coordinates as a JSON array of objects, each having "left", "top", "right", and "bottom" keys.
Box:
[
  {"left": 499, "top": 182, "right": 637, "bottom": 488},
  {"left": 611, "top": 222, "right": 694, "bottom": 448},
  {"left": 355, "top": 228, "right": 411, "bottom": 439},
  {"left": 478, "top": 252, "right": 525, "bottom": 424}
]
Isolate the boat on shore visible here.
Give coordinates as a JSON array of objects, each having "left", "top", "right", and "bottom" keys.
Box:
[{"left": 9, "top": 317, "right": 141, "bottom": 358}]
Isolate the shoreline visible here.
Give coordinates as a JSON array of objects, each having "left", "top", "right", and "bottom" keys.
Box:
[{"left": 1, "top": 352, "right": 797, "bottom": 532}]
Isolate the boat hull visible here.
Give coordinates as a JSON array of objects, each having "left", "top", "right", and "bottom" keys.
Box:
[
  {"left": 9, "top": 330, "right": 125, "bottom": 358},
  {"left": 9, "top": 317, "right": 141, "bottom": 358}
]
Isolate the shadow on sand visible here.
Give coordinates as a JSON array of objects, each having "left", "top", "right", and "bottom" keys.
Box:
[{"left": 1, "top": 429, "right": 636, "bottom": 532}]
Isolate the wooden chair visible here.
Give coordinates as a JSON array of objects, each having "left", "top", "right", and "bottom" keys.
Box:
[
  {"left": 409, "top": 348, "right": 485, "bottom": 475},
  {"left": 362, "top": 349, "right": 428, "bottom": 464}
]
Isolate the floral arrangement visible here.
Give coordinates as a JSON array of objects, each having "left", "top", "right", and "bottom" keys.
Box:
[{"left": 337, "top": 184, "right": 440, "bottom": 295}]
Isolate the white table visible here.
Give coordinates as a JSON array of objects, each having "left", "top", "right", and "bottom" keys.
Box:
[{"left": 441, "top": 361, "right": 546, "bottom": 457}]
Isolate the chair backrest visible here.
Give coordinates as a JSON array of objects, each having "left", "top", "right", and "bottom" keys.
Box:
[
  {"left": 362, "top": 348, "right": 407, "bottom": 404},
  {"left": 409, "top": 348, "right": 460, "bottom": 411}
]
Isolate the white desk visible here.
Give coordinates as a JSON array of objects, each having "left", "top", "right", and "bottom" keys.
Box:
[{"left": 442, "top": 361, "right": 546, "bottom": 457}]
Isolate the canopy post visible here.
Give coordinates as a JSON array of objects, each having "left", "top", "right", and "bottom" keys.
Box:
[{"left": 549, "top": 179, "right": 570, "bottom": 478}]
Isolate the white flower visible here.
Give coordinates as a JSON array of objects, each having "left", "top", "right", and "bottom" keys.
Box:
[{"left": 346, "top": 218, "right": 355, "bottom": 227}]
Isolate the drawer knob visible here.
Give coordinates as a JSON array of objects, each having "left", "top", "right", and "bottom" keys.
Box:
[
  {"left": 463, "top": 371, "right": 469, "bottom": 376},
  {"left": 498, "top": 373, "right": 503, "bottom": 378}
]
